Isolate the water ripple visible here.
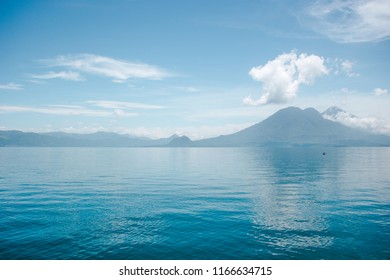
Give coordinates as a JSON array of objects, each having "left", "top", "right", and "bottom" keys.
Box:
[{"left": 0, "top": 147, "right": 389, "bottom": 259}]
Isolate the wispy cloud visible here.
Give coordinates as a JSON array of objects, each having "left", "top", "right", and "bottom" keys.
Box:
[
  {"left": 328, "top": 58, "right": 360, "bottom": 77},
  {"left": 183, "top": 87, "right": 199, "bottom": 93},
  {"left": 31, "top": 71, "right": 84, "bottom": 81},
  {"left": 87, "top": 100, "right": 164, "bottom": 110},
  {"left": 43, "top": 54, "right": 172, "bottom": 82},
  {"left": 172, "top": 86, "right": 200, "bottom": 93},
  {"left": 373, "top": 87, "right": 388, "bottom": 96},
  {"left": 340, "top": 60, "right": 359, "bottom": 77},
  {"left": 0, "top": 83, "right": 23, "bottom": 90},
  {"left": 244, "top": 51, "right": 328, "bottom": 106},
  {"left": 0, "top": 105, "right": 137, "bottom": 117},
  {"left": 306, "top": 0, "right": 390, "bottom": 43},
  {"left": 188, "top": 107, "right": 265, "bottom": 120}
]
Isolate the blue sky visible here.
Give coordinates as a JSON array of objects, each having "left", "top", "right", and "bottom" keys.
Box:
[{"left": 1, "top": 0, "right": 389, "bottom": 139}]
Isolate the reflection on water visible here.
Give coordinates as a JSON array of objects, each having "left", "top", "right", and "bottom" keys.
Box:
[
  {"left": 0, "top": 147, "right": 389, "bottom": 259},
  {"left": 247, "top": 148, "right": 337, "bottom": 257},
  {"left": 247, "top": 148, "right": 390, "bottom": 259}
]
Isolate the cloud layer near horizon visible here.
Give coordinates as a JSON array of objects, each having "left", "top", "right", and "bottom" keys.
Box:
[
  {"left": 244, "top": 51, "right": 328, "bottom": 106},
  {"left": 323, "top": 108, "right": 390, "bottom": 135}
]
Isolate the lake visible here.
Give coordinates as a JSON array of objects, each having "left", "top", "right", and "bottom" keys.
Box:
[{"left": 0, "top": 147, "right": 389, "bottom": 259}]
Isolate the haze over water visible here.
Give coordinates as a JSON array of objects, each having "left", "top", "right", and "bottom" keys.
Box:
[{"left": 1, "top": 147, "right": 389, "bottom": 259}]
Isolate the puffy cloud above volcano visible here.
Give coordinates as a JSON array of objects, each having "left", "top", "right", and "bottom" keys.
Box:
[{"left": 244, "top": 51, "right": 328, "bottom": 106}]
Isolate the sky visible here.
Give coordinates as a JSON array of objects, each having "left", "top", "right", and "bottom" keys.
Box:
[{"left": 1, "top": 0, "right": 390, "bottom": 139}]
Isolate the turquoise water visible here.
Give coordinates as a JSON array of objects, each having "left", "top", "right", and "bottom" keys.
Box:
[{"left": 0, "top": 147, "right": 389, "bottom": 259}]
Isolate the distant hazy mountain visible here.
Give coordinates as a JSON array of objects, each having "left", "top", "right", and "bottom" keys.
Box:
[
  {"left": 167, "top": 136, "right": 193, "bottom": 147},
  {"left": 2, "top": 107, "right": 390, "bottom": 147},
  {"left": 0, "top": 130, "right": 178, "bottom": 147},
  {"left": 0, "top": 130, "right": 58, "bottom": 147},
  {"left": 187, "top": 107, "right": 390, "bottom": 147}
]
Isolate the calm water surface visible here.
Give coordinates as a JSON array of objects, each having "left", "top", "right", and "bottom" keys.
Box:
[{"left": 0, "top": 147, "right": 389, "bottom": 259}]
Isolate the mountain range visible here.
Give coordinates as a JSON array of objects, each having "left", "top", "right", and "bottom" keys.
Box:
[
  {"left": 0, "top": 130, "right": 178, "bottom": 147},
  {"left": 1, "top": 107, "right": 390, "bottom": 147}
]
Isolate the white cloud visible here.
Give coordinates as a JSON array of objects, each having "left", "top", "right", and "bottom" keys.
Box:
[
  {"left": 87, "top": 100, "right": 164, "bottom": 110},
  {"left": 0, "top": 105, "right": 137, "bottom": 117},
  {"left": 31, "top": 71, "right": 84, "bottom": 81},
  {"left": 172, "top": 86, "right": 200, "bottom": 93},
  {"left": 0, "top": 83, "right": 23, "bottom": 90},
  {"left": 307, "top": 0, "right": 390, "bottom": 43},
  {"left": 0, "top": 101, "right": 152, "bottom": 118},
  {"left": 341, "top": 60, "right": 359, "bottom": 77},
  {"left": 188, "top": 106, "right": 266, "bottom": 120},
  {"left": 184, "top": 87, "right": 199, "bottom": 93},
  {"left": 323, "top": 109, "right": 390, "bottom": 135},
  {"left": 327, "top": 58, "right": 360, "bottom": 77},
  {"left": 43, "top": 54, "right": 172, "bottom": 81},
  {"left": 113, "top": 109, "right": 138, "bottom": 117},
  {"left": 244, "top": 51, "right": 328, "bottom": 106},
  {"left": 61, "top": 125, "right": 107, "bottom": 134},
  {"left": 373, "top": 87, "right": 388, "bottom": 96}
]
